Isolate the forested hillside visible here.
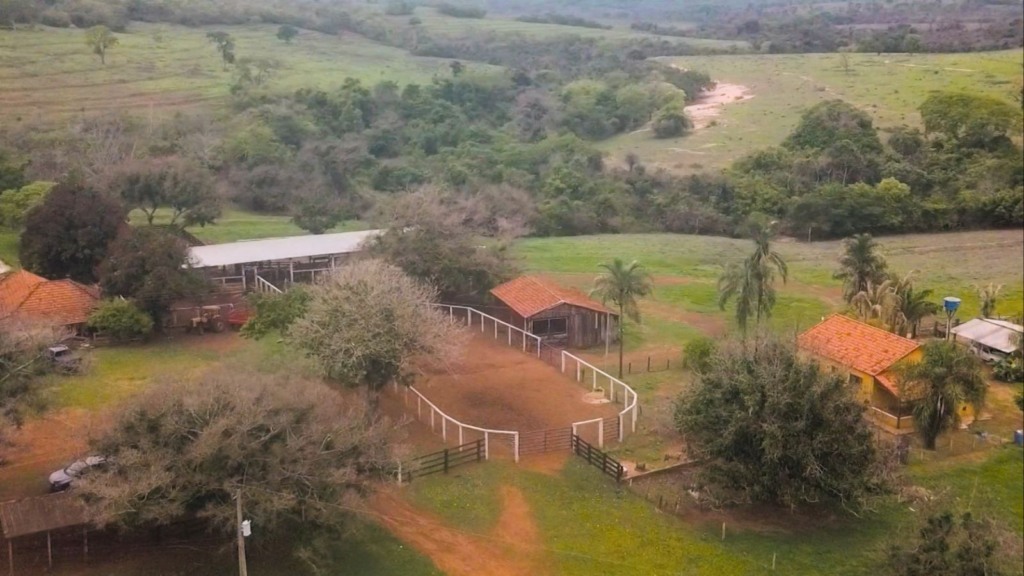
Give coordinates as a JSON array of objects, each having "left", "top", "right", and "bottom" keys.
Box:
[{"left": 0, "top": 0, "right": 1021, "bottom": 248}]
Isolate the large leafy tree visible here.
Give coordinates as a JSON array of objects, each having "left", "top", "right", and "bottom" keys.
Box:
[
  {"left": 78, "top": 370, "right": 392, "bottom": 536},
  {"left": 369, "top": 187, "right": 525, "bottom": 302},
  {"left": 920, "top": 91, "right": 1021, "bottom": 151},
  {"left": 897, "top": 341, "right": 987, "bottom": 450},
  {"left": 288, "top": 259, "right": 462, "bottom": 406},
  {"left": 97, "top": 227, "right": 208, "bottom": 326},
  {"left": 834, "top": 234, "right": 889, "bottom": 303},
  {"left": 19, "top": 180, "right": 126, "bottom": 283},
  {"left": 718, "top": 221, "right": 788, "bottom": 333},
  {"left": 590, "top": 258, "right": 654, "bottom": 378},
  {"left": 85, "top": 25, "right": 118, "bottom": 65},
  {"left": 115, "top": 160, "right": 221, "bottom": 227},
  {"left": 674, "top": 336, "right": 884, "bottom": 511}
]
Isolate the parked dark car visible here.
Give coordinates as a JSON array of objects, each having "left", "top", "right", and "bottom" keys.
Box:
[
  {"left": 48, "top": 456, "right": 107, "bottom": 491},
  {"left": 47, "top": 345, "right": 82, "bottom": 374}
]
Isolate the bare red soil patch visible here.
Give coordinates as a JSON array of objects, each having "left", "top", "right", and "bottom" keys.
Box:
[
  {"left": 0, "top": 408, "right": 105, "bottom": 500},
  {"left": 372, "top": 485, "right": 550, "bottom": 576},
  {"left": 414, "top": 334, "right": 618, "bottom": 432}
]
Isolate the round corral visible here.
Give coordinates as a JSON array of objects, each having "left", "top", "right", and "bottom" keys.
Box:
[{"left": 413, "top": 333, "right": 620, "bottom": 432}]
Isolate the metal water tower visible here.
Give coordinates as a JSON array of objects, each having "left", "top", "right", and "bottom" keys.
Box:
[{"left": 943, "top": 297, "right": 961, "bottom": 341}]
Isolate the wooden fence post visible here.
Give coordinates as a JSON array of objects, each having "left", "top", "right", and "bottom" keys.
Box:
[
  {"left": 598, "top": 419, "right": 604, "bottom": 448},
  {"left": 443, "top": 449, "right": 449, "bottom": 474}
]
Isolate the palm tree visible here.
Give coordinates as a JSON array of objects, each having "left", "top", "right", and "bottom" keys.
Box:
[
  {"left": 897, "top": 341, "right": 987, "bottom": 450},
  {"left": 896, "top": 284, "right": 939, "bottom": 338},
  {"left": 834, "top": 234, "right": 888, "bottom": 304},
  {"left": 718, "top": 221, "right": 788, "bottom": 334},
  {"left": 851, "top": 279, "right": 899, "bottom": 325},
  {"left": 973, "top": 283, "right": 1003, "bottom": 318},
  {"left": 591, "top": 259, "right": 653, "bottom": 378}
]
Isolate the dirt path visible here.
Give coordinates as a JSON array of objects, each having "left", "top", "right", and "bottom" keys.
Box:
[{"left": 372, "top": 485, "right": 551, "bottom": 576}]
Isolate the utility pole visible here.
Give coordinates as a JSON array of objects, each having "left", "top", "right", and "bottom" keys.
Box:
[{"left": 236, "top": 489, "right": 248, "bottom": 576}]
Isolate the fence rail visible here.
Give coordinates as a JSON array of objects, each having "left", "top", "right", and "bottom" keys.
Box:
[
  {"left": 396, "top": 383, "right": 520, "bottom": 462},
  {"left": 519, "top": 427, "right": 572, "bottom": 456},
  {"left": 397, "top": 440, "right": 484, "bottom": 483},
  {"left": 430, "top": 304, "right": 542, "bottom": 358},
  {"left": 561, "top": 351, "right": 639, "bottom": 442},
  {"left": 254, "top": 274, "right": 283, "bottom": 295},
  {"left": 572, "top": 434, "right": 624, "bottom": 483}
]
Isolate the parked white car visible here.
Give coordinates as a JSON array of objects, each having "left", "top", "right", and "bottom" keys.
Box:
[{"left": 48, "top": 456, "right": 107, "bottom": 491}]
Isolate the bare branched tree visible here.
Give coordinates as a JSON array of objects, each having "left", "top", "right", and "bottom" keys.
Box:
[{"left": 78, "top": 369, "right": 394, "bottom": 535}]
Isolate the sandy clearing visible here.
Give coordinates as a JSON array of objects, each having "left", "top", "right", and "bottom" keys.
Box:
[{"left": 685, "top": 82, "right": 755, "bottom": 129}]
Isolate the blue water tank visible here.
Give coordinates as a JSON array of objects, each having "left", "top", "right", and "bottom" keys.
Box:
[
  {"left": 943, "top": 297, "right": 961, "bottom": 315},
  {"left": 1015, "top": 430, "right": 1024, "bottom": 447}
]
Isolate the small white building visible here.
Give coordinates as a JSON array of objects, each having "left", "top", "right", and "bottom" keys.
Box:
[
  {"left": 187, "top": 230, "right": 380, "bottom": 292},
  {"left": 951, "top": 318, "right": 1023, "bottom": 363}
]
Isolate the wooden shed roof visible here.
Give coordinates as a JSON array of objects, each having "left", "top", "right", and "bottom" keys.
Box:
[
  {"left": 490, "top": 276, "right": 616, "bottom": 318},
  {"left": 1, "top": 494, "right": 87, "bottom": 539}
]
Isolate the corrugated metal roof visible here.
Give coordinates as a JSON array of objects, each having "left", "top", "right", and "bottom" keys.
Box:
[
  {"left": 187, "top": 230, "right": 380, "bottom": 268},
  {"left": 951, "top": 318, "right": 1023, "bottom": 354}
]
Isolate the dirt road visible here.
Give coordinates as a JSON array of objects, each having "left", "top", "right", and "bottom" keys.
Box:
[{"left": 372, "top": 485, "right": 552, "bottom": 576}]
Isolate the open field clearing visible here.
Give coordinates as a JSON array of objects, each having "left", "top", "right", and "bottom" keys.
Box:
[
  {"left": 126, "top": 208, "right": 371, "bottom": 244},
  {"left": 382, "top": 7, "right": 748, "bottom": 49},
  {"left": 602, "top": 50, "right": 1024, "bottom": 173},
  {"left": 0, "top": 23, "right": 475, "bottom": 124},
  {"left": 516, "top": 229, "right": 1024, "bottom": 330}
]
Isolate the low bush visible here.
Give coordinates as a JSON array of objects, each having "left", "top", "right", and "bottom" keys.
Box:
[{"left": 87, "top": 299, "right": 153, "bottom": 342}]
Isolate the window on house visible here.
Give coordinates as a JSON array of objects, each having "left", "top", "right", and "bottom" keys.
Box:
[
  {"left": 532, "top": 317, "right": 568, "bottom": 336},
  {"left": 848, "top": 374, "right": 861, "bottom": 385}
]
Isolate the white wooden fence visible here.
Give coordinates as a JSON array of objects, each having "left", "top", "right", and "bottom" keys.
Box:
[
  {"left": 429, "top": 304, "right": 542, "bottom": 357},
  {"left": 561, "top": 351, "right": 639, "bottom": 442},
  {"left": 395, "top": 382, "right": 520, "bottom": 462}
]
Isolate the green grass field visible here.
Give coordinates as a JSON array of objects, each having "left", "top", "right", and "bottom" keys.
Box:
[
  {"left": 602, "top": 50, "right": 1024, "bottom": 173},
  {"left": 0, "top": 23, "right": 480, "bottom": 124},
  {"left": 403, "top": 448, "right": 1024, "bottom": 575},
  {"left": 516, "top": 229, "right": 1024, "bottom": 346},
  {"left": 383, "top": 7, "right": 747, "bottom": 49},
  {"left": 128, "top": 208, "right": 372, "bottom": 244}
]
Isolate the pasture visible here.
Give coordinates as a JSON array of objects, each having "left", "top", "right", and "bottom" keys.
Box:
[
  {"left": 0, "top": 23, "right": 475, "bottom": 124},
  {"left": 379, "top": 6, "right": 747, "bottom": 49},
  {"left": 602, "top": 50, "right": 1024, "bottom": 173}
]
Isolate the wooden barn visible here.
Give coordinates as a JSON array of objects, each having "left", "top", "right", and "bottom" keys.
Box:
[{"left": 490, "top": 276, "right": 618, "bottom": 349}]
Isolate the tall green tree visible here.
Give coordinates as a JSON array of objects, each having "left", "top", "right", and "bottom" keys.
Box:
[
  {"left": 895, "top": 283, "right": 939, "bottom": 338},
  {"left": 718, "top": 221, "right": 788, "bottom": 334},
  {"left": 973, "top": 283, "right": 1003, "bottom": 318},
  {"left": 97, "top": 227, "right": 208, "bottom": 327},
  {"left": 591, "top": 258, "right": 653, "bottom": 378},
  {"left": 85, "top": 25, "right": 118, "bottom": 64},
  {"left": 276, "top": 24, "right": 299, "bottom": 43},
  {"left": 206, "top": 31, "right": 235, "bottom": 70},
  {"left": 674, "top": 336, "right": 884, "bottom": 511},
  {"left": 834, "top": 234, "right": 889, "bottom": 303},
  {"left": 897, "top": 341, "right": 987, "bottom": 450},
  {"left": 19, "top": 180, "right": 125, "bottom": 283},
  {"left": 115, "top": 160, "right": 221, "bottom": 227}
]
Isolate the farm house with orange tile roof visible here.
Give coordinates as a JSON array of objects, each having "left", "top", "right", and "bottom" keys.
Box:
[
  {"left": 797, "top": 314, "right": 926, "bottom": 431},
  {"left": 490, "top": 276, "right": 618, "bottom": 349},
  {"left": 0, "top": 269, "right": 99, "bottom": 330}
]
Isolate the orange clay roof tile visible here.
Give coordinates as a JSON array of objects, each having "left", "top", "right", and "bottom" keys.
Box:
[
  {"left": 490, "top": 276, "right": 616, "bottom": 318},
  {"left": 797, "top": 314, "right": 920, "bottom": 376},
  {"left": 0, "top": 270, "right": 99, "bottom": 326}
]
